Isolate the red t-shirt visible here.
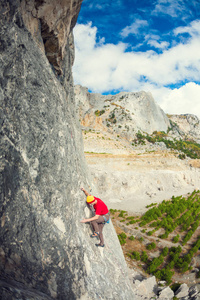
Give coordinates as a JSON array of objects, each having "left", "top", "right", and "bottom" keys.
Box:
[{"left": 93, "top": 197, "right": 109, "bottom": 215}]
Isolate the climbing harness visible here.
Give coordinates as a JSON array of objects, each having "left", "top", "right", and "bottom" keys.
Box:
[{"left": 103, "top": 212, "right": 110, "bottom": 224}]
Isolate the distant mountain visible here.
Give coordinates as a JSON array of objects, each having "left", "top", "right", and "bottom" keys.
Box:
[{"left": 75, "top": 84, "right": 200, "bottom": 144}]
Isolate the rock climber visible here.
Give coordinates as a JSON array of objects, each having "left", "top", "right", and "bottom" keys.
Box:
[{"left": 80, "top": 187, "right": 110, "bottom": 247}]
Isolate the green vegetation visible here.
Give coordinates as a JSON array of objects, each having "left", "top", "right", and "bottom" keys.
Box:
[
  {"left": 129, "top": 235, "right": 135, "bottom": 241},
  {"left": 118, "top": 210, "right": 127, "bottom": 218},
  {"left": 118, "top": 232, "right": 127, "bottom": 245},
  {"left": 110, "top": 208, "right": 119, "bottom": 214},
  {"left": 132, "top": 131, "right": 200, "bottom": 159},
  {"left": 129, "top": 251, "right": 140, "bottom": 261},
  {"left": 106, "top": 110, "right": 117, "bottom": 125},
  {"left": 146, "top": 242, "right": 156, "bottom": 250},
  {"left": 146, "top": 203, "right": 157, "bottom": 208},
  {"left": 95, "top": 109, "right": 105, "bottom": 116},
  {"left": 173, "top": 234, "right": 180, "bottom": 243},
  {"left": 161, "top": 247, "right": 169, "bottom": 256},
  {"left": 141, "top": 251, "right": 148, "bottom": 263},
  {"left": 111, "top": 190, "right": 200, "bottom": 285}
]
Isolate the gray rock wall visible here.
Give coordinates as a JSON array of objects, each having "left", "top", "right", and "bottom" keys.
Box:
[{"left": 0, "top": 1, "right": 134, "bottom": 299}]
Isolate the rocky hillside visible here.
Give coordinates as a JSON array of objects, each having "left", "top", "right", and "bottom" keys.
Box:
[
  {"left": 75, "top": 85, "right": 200, "bottom": 215},
  {"left": 75, "top": 84, "right": 200, "bottom": 143},
  {"left": 0, "top": 1, "right": 134, "bottom": 300},
  {"left": 169, "top": 114, "right": 200, "bottom": 144},
  {"left": 75, "top": 84, "right": 170, "bottom": 139}
]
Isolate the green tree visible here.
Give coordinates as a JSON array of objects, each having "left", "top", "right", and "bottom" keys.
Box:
[
  {"left": 173, "top": 234, "right": 180, "bottom": 243},
  {"left": 141, "top": 251, "right": 148, "bottom": 263},
  {"left": 129, "top": 235, "right": 135, "bottom": 241},
  {"left": 131, "top": 251, "right": 140, "bottom": 261},
  {"left": 118, "top": 232, "right": 127, "bottom": 245},
  {"left": 161, "top": 247, "right": 169, "bottom": 256},
  {"left": 147, "top": 256, "right": 164, "bottom": 273},
  {"left": 146, "top": 242, "right": 156, "bottom": 250}
]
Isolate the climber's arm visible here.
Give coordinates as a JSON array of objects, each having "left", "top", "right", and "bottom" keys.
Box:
[
  {"left": 80, "top": 214, "right": 99, "bottom": 223},
  {"left": 80, "top": 187, "right": 89, "bottom": 196}
]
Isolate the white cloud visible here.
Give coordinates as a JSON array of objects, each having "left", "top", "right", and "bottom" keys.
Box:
[
  {"left": 147, "top": 40, "right": 169, "bottom": 49},
  {"left": 73, "top": 21, "right": 200, "bottom": 118},
  {"left": 156, "top": 83, "right": 200, "bottom": 118},
  {"left": 143, "top": 33, "right": 170, "bottom": 50},
  {"left": 73, "top": 22, "right": 97, "bottom": 52},
  {"left": 120, "top": 19, "right": 149, "bottom": 37},
  {"left": 152, "top": 0, "right": 189, "bottom": 19},
  {"left": 174, "top": 20, "right": 200, "bottom": 37}
]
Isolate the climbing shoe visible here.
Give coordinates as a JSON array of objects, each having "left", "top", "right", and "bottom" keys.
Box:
[
  {"left": 95, "top": 243, "right": 104, "bottom": 247},
  {"left": 90, "top": 232, "right": 99, "bottom": 239}
]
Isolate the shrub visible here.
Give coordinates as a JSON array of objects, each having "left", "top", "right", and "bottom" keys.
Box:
[
  {"left": 146, "top": 242, "right": 156, "bottom": 250},
  {"left": 141, "top": 251, "right": 148, "bottom": 263},
  {"left": 178, "top": 153, "right": 186, "bottom": 160},
  {"left": 180, "top": 261, "right": 189, "bottom": 273},
  {"left": 171, "top": 245, "right": 182, "bottom": 254},
  {"left": 183, "top": 253, "right": 192, "bottom": 264},
  {"left": 129, "top": 235, "right": 135, "bottom": 241},
  {"left": 154, "top": 270, "right": 162, "bottom": 280},
  {"left": 161, "top": 247, "right": 169, "bottom": 257},
  {"left": 129, "top": 220, "right": 136, "bottom": 224},
  {"left": 109, "top": 112, "right": 115, "bottom": 119},
  {"left": 160, "top": 268, "right": 174, "bottom": 284},
  {"left": 95, "top": 109, "right": 105, "bottom": 116},
  {"left": 167, "top": 261, "right": 175, "bottom": 269},
  {"left": 147, "top": 230, "right": 155, "bottom": 236},
  {"left": 146, "top": 203, "right": 157, "bottom": 208},
  {"left": 173, "top": 234, "right": 180, "bottom": 243},
  {"left": 119, "top": 232, "right": 127, "bottom": 239},
  {"left": 110, "top": 208, "right": 118, "bottom": 214},
  {"left": 126, "top": 216, "right": 135, "bottom": 220},
  {"left": 147, "top": 256, "right": 164, "bottom": 273},
  {"left": 118, "top": 210, "right": 127, "bottom": 218},
  {"left": 139, "top": 220, "right": 147, "bottom": 227},
  {"left": 118, "top": 232, "right": 127, "bottom": 245},
  {"left": 131, "top": 251, "right": 140, "bottom": 261},
  {"left": 182, "top": 230, "right": 193, "bottom": 245}
]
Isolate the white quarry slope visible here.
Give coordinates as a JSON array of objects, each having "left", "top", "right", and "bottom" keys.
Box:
[{"left": 85, "top": 148, "right": 200, "bottom": 215}]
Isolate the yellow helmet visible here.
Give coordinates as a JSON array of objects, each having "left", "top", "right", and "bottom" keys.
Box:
[{"left": 86, "top": 195, "right": 95, "bottom": 203}]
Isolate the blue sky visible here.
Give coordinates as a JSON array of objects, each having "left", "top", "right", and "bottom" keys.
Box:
[{"left": 72, "top": 0, "right": 200, "bottom": 117}]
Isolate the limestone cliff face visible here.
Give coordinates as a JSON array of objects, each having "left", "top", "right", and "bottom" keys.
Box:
[
  {"left": 20, "top": 0, "right": 81, "bottom": 77},
  {"left": 75, "top": 85, "right": 170, "bottom": 139},
  {"left": 168, "top": 114, "right": 200, "bottom": 143},
  {"left": 0, "top": 1, "right": 134, "bottom": 299}
]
